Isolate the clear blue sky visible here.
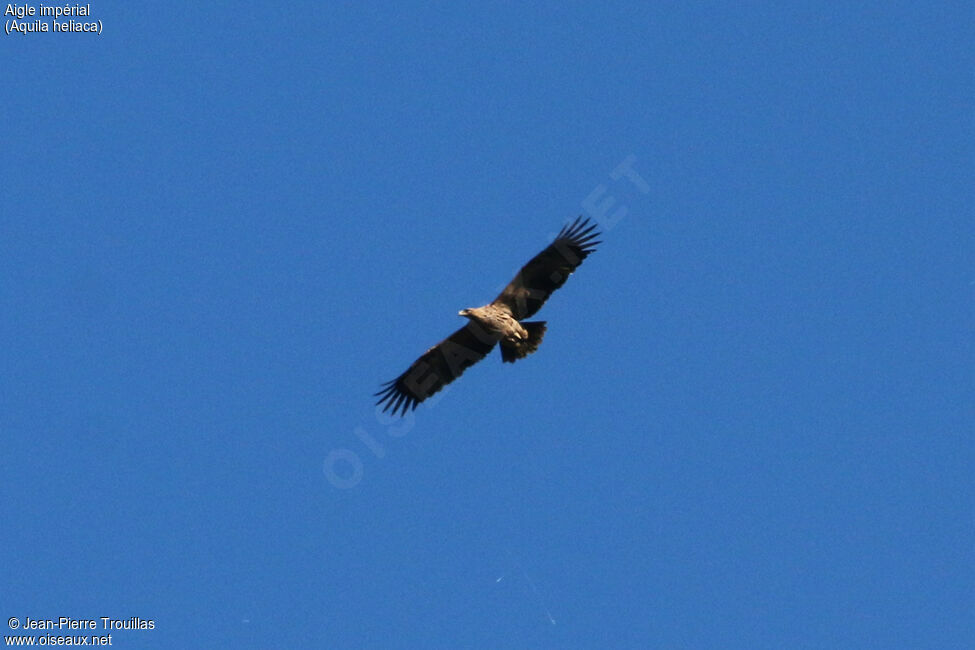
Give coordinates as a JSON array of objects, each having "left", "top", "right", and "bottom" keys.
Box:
[{"left": 2, "top": 2, "right": 972, "bottom": 648}]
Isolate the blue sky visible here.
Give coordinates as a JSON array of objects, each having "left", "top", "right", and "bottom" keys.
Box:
[{"left": 2, "top": 2, "right": 972, "bottom": 648}]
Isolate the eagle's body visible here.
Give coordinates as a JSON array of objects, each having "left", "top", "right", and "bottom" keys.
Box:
[
  {"left": 459, "top": 304, "right": 547, "bottom": 364},
  {"left": 376, "top": 217, "right": 600, "bottom": 416},
  {"left": 459, "top": 304, "right": 525, "bottom": 343}
]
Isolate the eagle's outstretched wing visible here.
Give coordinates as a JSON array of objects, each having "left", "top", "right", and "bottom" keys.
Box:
[
  {"left": 375, "top": 322, "right": 498, "bottom": 416},
  {"left": 492, "top": 216, "right": 601, "bottom": 320}
]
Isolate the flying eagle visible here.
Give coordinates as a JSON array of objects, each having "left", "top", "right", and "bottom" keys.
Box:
[{"left": 376, "top": 216, "right": 601, "bottom": 416}]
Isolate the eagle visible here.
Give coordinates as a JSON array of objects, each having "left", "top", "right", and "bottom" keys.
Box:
[{"left": 375, "top": 216, "right": 601, "bottom": 416}]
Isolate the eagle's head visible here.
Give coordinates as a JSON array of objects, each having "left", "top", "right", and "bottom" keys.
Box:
[{"left": 458, "top": 308, "right": 472, "bottom": 318}]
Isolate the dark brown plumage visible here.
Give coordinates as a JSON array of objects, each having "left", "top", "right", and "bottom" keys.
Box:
[{"left": 375, "top": 217, "right": 601, "bottom": 416}]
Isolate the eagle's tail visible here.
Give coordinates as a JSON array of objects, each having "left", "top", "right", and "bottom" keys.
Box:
[{"left": 500, "top": 321, "right": 547, "bottom": 363}]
